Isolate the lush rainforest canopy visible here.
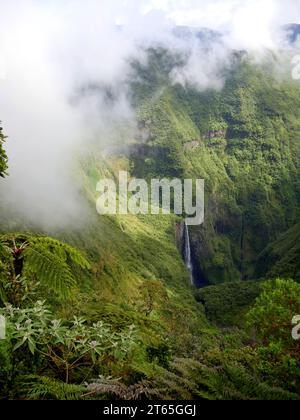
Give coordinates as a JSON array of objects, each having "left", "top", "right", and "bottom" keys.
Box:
[{"left": 0, "top": 47, "right": 300, "bottom": 401}]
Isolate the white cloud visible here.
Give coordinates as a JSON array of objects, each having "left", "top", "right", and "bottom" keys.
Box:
[{"left": 0, "top": 0, "right": 298, "bottom": 228}]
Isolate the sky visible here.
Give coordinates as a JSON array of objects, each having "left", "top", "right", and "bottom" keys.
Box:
[
  {"left": 144, "top": 0, "right": 300, "bottom": 27},
  {"left": 0, "top": 0, "right": 299, "bottom": 229}
]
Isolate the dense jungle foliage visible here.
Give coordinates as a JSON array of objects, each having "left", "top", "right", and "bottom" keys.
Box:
[{"left": 0, "top": 50, "right": 300, "bottom": 400}]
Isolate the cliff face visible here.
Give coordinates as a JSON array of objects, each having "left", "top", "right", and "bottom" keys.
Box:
[{"left": 129, "top": 49, "right": 300, "bottom": 285}]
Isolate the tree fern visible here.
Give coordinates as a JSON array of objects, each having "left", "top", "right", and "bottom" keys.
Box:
[
  {"left": 28, "top": 236, "right": 91, "bottom": 271},
  {"left": 24, "top": 245, "right": 76, "bottom": 298},
  {"left": 0, "top": 233, "right": 91, "bottom": 299}
]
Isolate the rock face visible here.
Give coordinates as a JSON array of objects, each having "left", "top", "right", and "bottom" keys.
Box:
[
  {"left": 205, "top": 129, "right": 227, "bottom": 140},
  {"left": 135, "top": 120, "right": 153, "bottom": 143},
  {"left": 183, "top": 140, "right": 200, "bottom": 151}
]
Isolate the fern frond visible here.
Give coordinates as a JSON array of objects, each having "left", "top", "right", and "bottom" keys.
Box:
[
  {"left": 0, "top": 233, "right": 91, "bottom": 299},
  {"left": 22, "top": 376, "right": 85, "bottom": 400},
  {"left": 24, "top": 245, "right": 76, "bottom": 298},
  {"left": 86, "top": 377, "right": 160, "bottom": 400},
  {"left": 29, "top": 236, "right": 91, "bottom": 271}
]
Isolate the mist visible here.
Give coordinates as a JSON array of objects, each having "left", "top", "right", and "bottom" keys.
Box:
[{"left": 0, "top": 0, "right": 299, "bottom": 229}]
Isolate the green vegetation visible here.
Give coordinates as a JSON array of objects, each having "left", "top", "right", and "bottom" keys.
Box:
[
  {"left": 0, "top": 124, "right": 8, "bottom": 177},
  {"left": 0, "top": 50, "right": 300, "bottom": 400},
  {"left": 194, "top": 280, "right": 264, "bottom": 326},
  {"left": 256, "top": 223, "right": 300, "bottom": 281},
  {"left": 0, "top": 234, "right": 91, "bottom": 303},
  {"left": 130, "top": 50, "right": 300, "bottom": 284}
]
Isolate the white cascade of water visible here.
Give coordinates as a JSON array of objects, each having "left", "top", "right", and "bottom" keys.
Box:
[{"left": 183, "top": 222, "right": 195, "bottom": 286}]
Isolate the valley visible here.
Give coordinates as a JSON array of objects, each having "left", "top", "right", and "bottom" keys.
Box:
[{"left": 0, "top": 23, "right": 300, "bottom": 401}]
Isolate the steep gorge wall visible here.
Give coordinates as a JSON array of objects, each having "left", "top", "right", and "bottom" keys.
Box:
[{"left": 130, "top": 52, "right": 300, "bottom": 284}]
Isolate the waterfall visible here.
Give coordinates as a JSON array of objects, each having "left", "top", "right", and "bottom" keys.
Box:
[
  {"left": 183, "top": 222, "right": 195, "bottom": 286},
  {"left": 176, "top": 221, "right": 208, "bottom": 289}
]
